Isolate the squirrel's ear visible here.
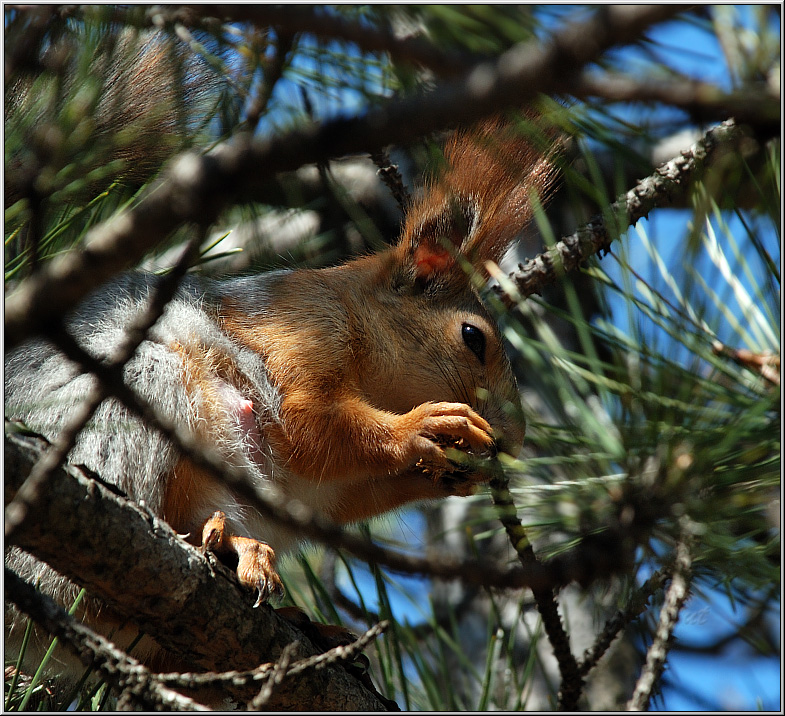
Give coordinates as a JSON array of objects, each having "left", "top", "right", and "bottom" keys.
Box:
[
  {"left": 397, "top": 114, "right": 561, "bottom": 285},
  {"left": 399, "top": 191, "right": 476, "bottom": 285}
]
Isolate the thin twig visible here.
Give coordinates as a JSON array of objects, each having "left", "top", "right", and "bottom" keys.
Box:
[
  {"left": 321, "top": 547, "right": 467, "bottom": 645},
  {"left": 489, "top": 471, "right": 583, "bottom": 710},
  {"left": 320, "top": 550, "right": 382, "bottom": 626},
  {"left": 370, "top": 148, "right": 411, "bottom": 210},
  {"left": 152, "top": 621, "right": 388, "bottom": 690},
  {"left": 626, "top": 535, "right": 693, "bottom": 711},
  {"left": 578, "top": 568, "right": 671, "bottom": 677},
  {"left": 249, "top": 642, "right": 298, "bottom": 709},
  {"left": 284, "top": 621, "right": 388, "bottom": 675}
]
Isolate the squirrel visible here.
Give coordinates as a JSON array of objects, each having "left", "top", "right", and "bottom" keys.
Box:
[{"left": 4, "top": 115, "right": 558, "bottom": 677}]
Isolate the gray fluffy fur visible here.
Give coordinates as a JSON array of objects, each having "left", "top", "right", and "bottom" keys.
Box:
[{"left": 4, "top": 271, "right": 305, "bottom": 672}]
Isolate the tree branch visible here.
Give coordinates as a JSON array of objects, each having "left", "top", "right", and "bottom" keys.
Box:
[
  {"left": 5, "top": 4, "right": 685, "bottom": 350},
  {"left": 4, "top": 427, "right": 392, "bottom": 711},
  {"left": 571, "top": 73, "right": 780, "bottom": 135},
  {"left": 150, "top": 621, "right": 390, "bottom": 709},
  {"left": 4, "top": 568, "right": 209, "bottom": 712}
]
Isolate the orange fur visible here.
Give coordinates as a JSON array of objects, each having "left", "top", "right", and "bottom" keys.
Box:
[{"left": 219, "top": 262, "right": 500, "bottom": 486}]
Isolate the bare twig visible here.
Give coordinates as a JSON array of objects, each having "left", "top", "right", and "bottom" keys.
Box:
[
  {"left": 627, "top": 536, "right": 693, "bottom": 711},
  {"left": 578, "top": 569, "right": 671, "bottom": 676},
  {"left": 5, "top": 4, "right": 684, "bottom": 350},
  {"left": 151, "top": 620, "right": 386, "bottom": 692},
  {"left": 493, "top": 119, "right": 747, "bottom": 303},
  {"left": 370, "top": 148, "right": 411, "bottom": 210},
  {"left": 250, "top": 621, "right": 390, "bottom": 709},
  {"left": 152, "top": 642, "right": 297, "bottom": 691},
  {"left": 4, "top": 567, "right": 209, "bottom": 712},
  {"left": 249, "top": 642, "right": 296, "bottom": 709},
  {"left": 283, "top": 621, "right": 388, "bottom": 676}
]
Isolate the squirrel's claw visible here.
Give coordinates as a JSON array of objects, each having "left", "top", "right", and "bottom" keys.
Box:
[{"left": 251, "top": 564, "right": 285, "bottom": 608}]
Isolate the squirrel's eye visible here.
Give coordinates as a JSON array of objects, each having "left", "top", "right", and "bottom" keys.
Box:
[{"left": 461, "top": 323, "right": 486, "bottom": 364}]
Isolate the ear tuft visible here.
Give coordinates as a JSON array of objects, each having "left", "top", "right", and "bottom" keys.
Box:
[{"left": 397, "top": 112, "right": 562, "bottom": 281}]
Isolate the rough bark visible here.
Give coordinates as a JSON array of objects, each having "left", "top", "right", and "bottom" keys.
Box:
[{"left": 4, "top": 426, "right": 391, "bottom": 710}]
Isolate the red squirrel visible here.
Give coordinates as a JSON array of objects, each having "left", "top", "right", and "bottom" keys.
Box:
[{"left": 5, "top": 115, "right": 557, "bottom": 670}]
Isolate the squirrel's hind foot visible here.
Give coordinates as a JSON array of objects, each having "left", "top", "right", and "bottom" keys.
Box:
[{"left": 201, "top": 510, "right": 285, "bottom": 607}]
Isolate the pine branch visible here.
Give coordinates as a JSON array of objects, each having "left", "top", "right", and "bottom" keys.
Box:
[{"left": 5, "top": 4, "right": 684, "bottom": 350}]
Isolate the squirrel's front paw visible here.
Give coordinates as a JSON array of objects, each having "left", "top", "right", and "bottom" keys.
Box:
[
  {"left": 403, "top": 402, "right": 496, "bottom": 494},
  {"left": 201, "top": 511, "right": 284, "bottom": 607}
]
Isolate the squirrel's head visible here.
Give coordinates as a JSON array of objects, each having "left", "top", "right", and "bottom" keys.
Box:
[{"left": 355, "top": 115, "right": 560, "bottom": 458}]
